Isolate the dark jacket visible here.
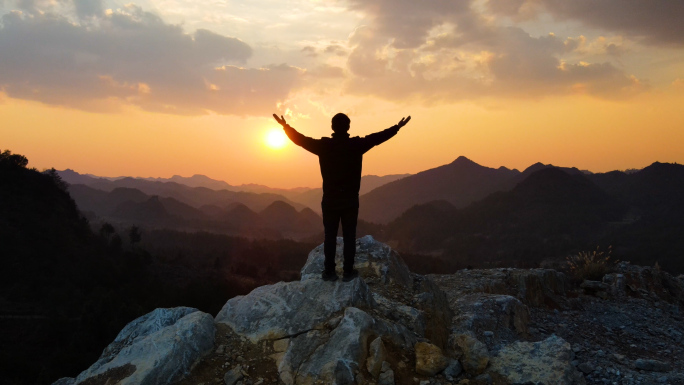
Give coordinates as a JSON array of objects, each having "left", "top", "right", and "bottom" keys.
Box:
[{"left": 283, "top": 125, "right": 400, "bottom": 209}]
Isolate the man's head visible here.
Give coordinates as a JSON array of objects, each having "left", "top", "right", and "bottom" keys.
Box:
[{"left": 331, "top": 113, "right": 350, "bottom": 133}]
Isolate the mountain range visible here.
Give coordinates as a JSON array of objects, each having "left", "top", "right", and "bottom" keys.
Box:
[
  {"left": 67, "top": 184, "right": 322, "bottom": 239},
  {"left": 58, "top": 169, "right": 409, "bottom": 213},
  {"left": 359, "top": 156, "right": 520, "bottom": 223},
  {"left": 58, "top": 157, "right": 684, "bottom": 272},
  {"left": 383, "top": 161, "right": 684, "bottom": 272}
]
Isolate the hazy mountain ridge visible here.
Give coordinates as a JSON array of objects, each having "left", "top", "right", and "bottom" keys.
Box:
[
  {"left": 359, "top": 156, "right": 521, "bottom": 223},
  {"left": 59, "top": 158, "right": 684, "bottom": 269},
  {"left": 385, "top": 168, "right": 623, "bottom": 253},
  {"left": 68, "top": 183, "right": 323, "bottom": 239},
  {"left": 358, "top": 157, "right": 601, "bottom": 224},
  {"left": 383, "top": 162, "right": 684, "bottom": 273},
  {"left": 57, "top": 170, "right": 410, "bottom": 212}
]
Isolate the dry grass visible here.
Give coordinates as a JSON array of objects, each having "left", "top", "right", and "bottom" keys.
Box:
[{"left": 566, "top": 246, "right": 616, "bottom": 281}]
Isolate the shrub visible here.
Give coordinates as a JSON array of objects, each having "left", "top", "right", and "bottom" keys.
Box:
[{"left": 566, "top": 245, "right": 616, "bottom": 281}]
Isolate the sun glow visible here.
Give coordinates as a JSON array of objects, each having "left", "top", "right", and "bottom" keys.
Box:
[{"left": 265, "top": 129, "right": 287, "bottom": 149}]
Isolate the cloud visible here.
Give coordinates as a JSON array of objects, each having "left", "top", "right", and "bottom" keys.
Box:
[
  {"left": 324, "top": 43, "right": 347, "bottom": 56},
  {"left": 340, "top": 0, "right": 645, "bottom": 102},
  {"left": 345, "top": 0, "right": 475, "bottom": 49},
  {"left": 301, "top": 45, "right": 317, "bottom": 57},
  {"left": 73, "top": 0, "right": 102, "bottom": 18},
  {"left": 488, "top": 0, "right": 684, "bottom": 46},
  {"left": 0, "top": 3, "right": 302, "bottom": 115}
]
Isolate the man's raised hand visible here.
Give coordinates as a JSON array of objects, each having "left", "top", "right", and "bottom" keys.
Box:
[
  {"left": 273, "top": 114, "right": 289, "bottom": 128},
  {"left": 397, "top": 116, "right": 412, "bottom": 128}
]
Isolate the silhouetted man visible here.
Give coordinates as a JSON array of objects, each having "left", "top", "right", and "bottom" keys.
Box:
[{"left": 273, "top": 113, "right": 411, "bottom": 282}]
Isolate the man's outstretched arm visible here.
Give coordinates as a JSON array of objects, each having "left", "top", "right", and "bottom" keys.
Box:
[
  {"left": 273, "top": 114, "right": 320, "bottom": 155},
  {"left": 361, "top": 116, "right": 411, "bottom": 153}
]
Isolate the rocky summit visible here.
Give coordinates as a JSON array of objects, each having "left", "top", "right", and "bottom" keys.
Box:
[{"left": 55, "top": 236, "right": 684, "bottom": 385}]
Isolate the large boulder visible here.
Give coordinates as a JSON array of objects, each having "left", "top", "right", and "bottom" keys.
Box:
[
  {"left": 506, "top": 269, "right": 568, "bottom": 308},
  {"left": 366, "top": 337, "right": 388, "bottom": 379},
  {"left": 430, "top": 268, "right": 569, "bottom": 310},
  {"left": 63, "top": 307, "right": 215, "bottom": 385},
  {"left": 452, "top": 333, "right": 490, "bottom": 375},
  {"left": 413, "top": 275, "right": 453, "bottom": 348},
  {"left": 300, "top": 235, "right": 412, "bottom": 287},
  {"left": 488, "top": 335, "right": 586, "bottom": 385},
  {"left": 283, "top": 307, "right": 375, "bottom": 385},
  {"left": 450, "top": 294, "right": 530, "bottom": 342},
  {"left": 415, "top": 341, "right": 449, "bottom": 376},
  {"left": 215, "top": 236, "right": 451, "bottom": 385},
  {"left": 606, "top": 262, "right": 684, "bottom": 306},
  {"left": 215, "top": 277, "right": 375, "bottom": 342},
  {"left": 275, "top": 307, "right": 415, "bottom": 385},
  {"left": 372, "top": 292, "right": 426, "bottom": 336}
]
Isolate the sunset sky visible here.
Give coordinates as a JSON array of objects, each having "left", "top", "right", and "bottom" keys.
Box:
[{"left": 1, "top": 0, "right": 683, "bottom": 188}]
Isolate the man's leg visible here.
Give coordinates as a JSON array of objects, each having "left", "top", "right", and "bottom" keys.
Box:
[
  {"left": 340, "top": 206, "right": 359, "bottom": 274},
  {"left": 322, "top": 207, "right": 341, "bottom": 274}
]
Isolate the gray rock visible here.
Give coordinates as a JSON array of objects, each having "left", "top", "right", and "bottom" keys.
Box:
[
  {"left": 488, "top": 335, "right": 586, "bottom": 385},
  {"left": 507, "top": 269, "right": 568, "bottom": 308},
  {"left": 430, "top": 268, "right": 568, "bottom": 309},
  {"left": 378, "top": 368, "right": 395, "bottom": 385},
  {"left": 372, "top": 291, "right": 426, "bottom": 335},
  {"left": 451, "top": 294, "right": 530, "bottom": 340},
  {"left": 272, "top": 306, "right": 417, "bottom": 385},
  {"left": 288, "top": 307, "right": 376, "bottom": 385},
  {"left": 413, "top": 275, "right": 453, "bottom": 348},
  {"left": 452, "top": 333, "right": 489, "bottom": 375},
  {"left": 443, "top": 359, "right": 462, "bottom": 380},
  {"left": 224, "top": 365, "right": 244, "bottom": 385},
  {"left": 366, "top": 337, "right": 387, "bottom": 379},
  {"left": 578, "top": 362, "right": 595, "bottom": 374},
  {"left": 602, "top": 273, "right": 626, "bottom": 297},
  {"left": 215, "top": 278, "right": 375, "bottom": 342},
  {"left": 277, "top": 330, "right": 328, "bottom": 385},
  {"left": 300, "top": 235, "right": 412, "bottom": 287},
  {"left": 612, "top": 262, "right": 684, "bottom": 305},
  {"left": 634, "top": 359, "right": 671, "bottom": 372},
  {"left": 73, "top": 307, "right": 215, "bottom": 385}
]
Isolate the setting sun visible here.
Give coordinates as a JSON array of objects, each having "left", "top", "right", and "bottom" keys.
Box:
[{"left": 265, "top": 129, "right": 287, "bottom": 149}]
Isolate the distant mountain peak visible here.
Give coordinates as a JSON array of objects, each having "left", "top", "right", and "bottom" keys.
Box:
[
  {"left": 451, "top": 156, "right": 478, "bottom": 165},
  {"left": 522, "top": 162, "right": 550, "bottom": 174},
  {"left": 260, "top": 200, "right": 299, "bottom": 218}
]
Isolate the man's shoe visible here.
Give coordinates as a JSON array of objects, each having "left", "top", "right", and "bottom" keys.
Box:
[
  {"left": 322, "top": 270, "right": 338, "bottom": 282},
  {"left": 342, "top": 269, "right": 359, "bottom": 282}
]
